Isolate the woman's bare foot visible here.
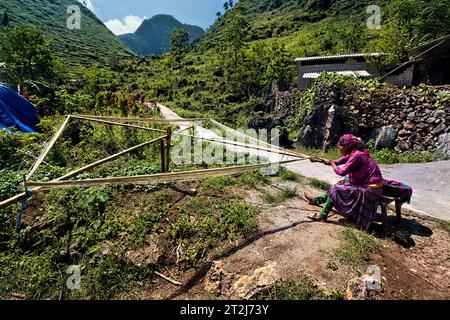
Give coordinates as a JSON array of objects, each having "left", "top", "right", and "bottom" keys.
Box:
[
  {"left": 307, "top": 213, "right": 328, "bottom": 222},
  {"left": 304, "top": 194, "right": 319, "bottom": 206}
]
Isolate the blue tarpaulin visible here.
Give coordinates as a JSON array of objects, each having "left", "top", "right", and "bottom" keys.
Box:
[{"left": 0, "top": 83, "right": 40, "bottom": 133}]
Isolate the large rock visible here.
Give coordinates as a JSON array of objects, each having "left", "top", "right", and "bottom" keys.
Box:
[
  {"left": 437, "top": 133, "right": 450, "bottom": 159},
  {"left": 346, "top": 275, "right": 382, "bottom": 300},
  {"left": 229, "top": 261, "right": 281, "bottom": 299},
  {"left": 296, "top": 104, "right": 344, "bottom": 150},
  {"left": 375, "top": 126, "right": 397, "bottom": 150}
]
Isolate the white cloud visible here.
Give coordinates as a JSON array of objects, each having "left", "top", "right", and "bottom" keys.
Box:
[
  {"left": 104, "top": 15, "right": 146, "bottom": 35},
  {"left": 77, "top": 0, "right": 95, "bottom": 12}
]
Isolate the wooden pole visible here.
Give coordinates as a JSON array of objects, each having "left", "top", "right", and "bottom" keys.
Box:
[
  {"left": 26, "top": 115, "right": 71, "bottom": 181},
  {"left": 78, "top": 115, "right": 208, "bottom": 123},
  {"left": 165, "top": 127, "right": 172, "bottom": 172},
  {"left": 160, "top": 139, "right": 166, "bottom": 173},
  {"left": 71, "top": 115, "right": 166, "bottom": 133},
  {"left": 25, "top": 159, "right": 303, "bottom": 189}
]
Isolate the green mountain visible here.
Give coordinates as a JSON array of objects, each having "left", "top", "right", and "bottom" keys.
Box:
[
  {"left": 119, "top": 14, "right": 204, "bottom": 55},
  {"left": 0, "top": 0, "right": 132, "bottom": 64},
  {"left": 199, "top": 0, "right": 450, "bottom": 58}
]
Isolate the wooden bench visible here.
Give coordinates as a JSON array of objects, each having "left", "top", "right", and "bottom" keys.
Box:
[{"left": 376, "top": 196, "right": 404, "bottom": 231}]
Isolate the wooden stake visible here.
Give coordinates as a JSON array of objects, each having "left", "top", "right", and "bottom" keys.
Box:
[
  {"left": 26, "top": 115, "right": 71, "bottom": 181},
  {"left": 165, "top": 127, "right": 172, "bottom": 172},
  {"left": 160, "top": 139, "right": 166, "bottom": 173},
  {"left": 155, "top": 271, "right": 182, "bottom": 286}
]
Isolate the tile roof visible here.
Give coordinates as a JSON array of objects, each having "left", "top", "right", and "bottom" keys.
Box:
[{"left": 295, "top": 53, "right": 386, "bottom": 62}]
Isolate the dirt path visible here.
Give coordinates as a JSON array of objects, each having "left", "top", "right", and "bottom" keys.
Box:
[
  {"left": 144, "top": 180, "right": 450, "bottom": 300},
  {"left": 159, "top": 104, "right": 450, "bottom": 221}
]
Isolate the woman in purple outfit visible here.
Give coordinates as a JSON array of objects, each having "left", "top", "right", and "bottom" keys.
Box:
[{"left": 306, "top": 134, "right": 384, "bottom": 231}]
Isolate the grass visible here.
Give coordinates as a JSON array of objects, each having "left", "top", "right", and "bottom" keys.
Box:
[
  {"left": 0, "top": 0, "right": 131, "bottom": 65},
  {"left": 295, "top": 146, "right": 444, "bottom": 165},
  {"left": 309, "top": 178, "right": 331, "bottom": 191},
  {"left": 199, "top": 176, "right": 237, "bottom": 192},
  {"left": 239, "top": 170, "right": 270, "bottom": 187},
  {"left": 438, "top": 221, "right": 450, "bottom": 236},
  {"left": 332, "top": 229, "right": 378, "bottom": 275},
  {"left": 263, "top": 187, "right": 297, "bottom": 204},
  {"left": 252, "top": 274, "right": 345, "bottom": 300},
  {"left": 278, "top": 168, "right": 301, "bottom": 182}
]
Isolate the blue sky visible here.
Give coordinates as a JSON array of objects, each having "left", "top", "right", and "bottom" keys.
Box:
[{"left": 78, "top": 0, "right": 226, "bottom": 35}]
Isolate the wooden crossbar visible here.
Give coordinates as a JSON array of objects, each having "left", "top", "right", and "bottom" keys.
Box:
[
  {"left": 71, "top": 115, "right": 167, "bottom": 133},
  {"left": 77, "top": 115, "right": 208, "bottom": 123},
  {"left": 26, "top": 159, "right": 302, "bottom": 189}
]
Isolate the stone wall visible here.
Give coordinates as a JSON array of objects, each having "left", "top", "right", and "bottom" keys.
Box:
[{"left": 291, "top": 82, "right": 450, "bottom": 158}]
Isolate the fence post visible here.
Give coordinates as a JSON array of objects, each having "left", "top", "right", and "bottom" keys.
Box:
[
  {"left": 160, "top": 138, "right": 166, "bottom": 173},
  {"left": 166, "top": 127, "right": 172, "bottom": 172}
]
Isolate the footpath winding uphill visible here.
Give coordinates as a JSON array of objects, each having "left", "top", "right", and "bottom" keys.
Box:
[{"left": 158, "top": 103, "right": 450, "bottom": 221}]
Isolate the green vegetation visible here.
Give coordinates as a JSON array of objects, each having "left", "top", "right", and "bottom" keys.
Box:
[
  {"left": 370, "top": 149, "right": 443, "bottom": 165},
  {"left": 170, "top": 28, "right": 190, "bottom": 68},
  {"left": 332, "top": 229, "right": 378, "bottom": 275},
  {"left": 0, "top": 165, "right": 261, "bottom": 299},
  {"left": 253, "top": 274, "right": 345, "bottom": 300},
  {"left": 296, "top": 138, "right": 444, "bottom": 165},
  {"left": 0, "top": 26, "right": 57, "bottom": 88},
  {"left": 263, "top": 186, "right": 297, "bottom": 204},
  {"left": 199, "top": 176, "right": 237, "bottom": 192},
  {"left": 309, "top": 178, "right": 331, "bottom": 191},
  {"left": 0, "top": 0, "right": 447, "bottom": 300},
  {"left": 239, "top": 170, "right": 270, "bottom": 187},
  {"left": 0, "top": 0, "right": 131, "bottom": 65},
  {"left": 278, "top": 168, "right": 301, "bottom": 182},
  {"left": 438, "top": 221, "right": 450, "bottom": 236}
]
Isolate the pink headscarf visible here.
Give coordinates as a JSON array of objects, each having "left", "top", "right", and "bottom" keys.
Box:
[{"left": 338, "top": 134, "right": 363, "bottom": 150}]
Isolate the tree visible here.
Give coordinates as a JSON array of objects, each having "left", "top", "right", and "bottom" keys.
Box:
[
  {"left": 2, "top": 12, "right": 9, "bottom": 28},
  {"left": 0, "top": 26, "right": 55, "bottom": 88},
  {"left": 418, "top": 0, "right": 450, "bottom": 41},
  {"left": 265, "top": 44, "right": 291, "bottom": 91},
  {"left": 170, "top": 28, "right": 190, "bottom": 68},
  {"left": 224, "top": 2, "right": 229, "bottom": 11},
  {"left": 222, "top": 3, "right": 249, "bottom": 92},
  {"left": 228, "top": 0, "right": 234, "bottom": 8}
]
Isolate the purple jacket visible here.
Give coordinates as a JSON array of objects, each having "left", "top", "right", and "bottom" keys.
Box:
[{"left": 334, "top": 151, "right": 383, "bottom": 186}]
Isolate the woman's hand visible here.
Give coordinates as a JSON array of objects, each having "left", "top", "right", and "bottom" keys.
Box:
[{"left": 330, "top": 160, "right": 337, "bottom": 170}]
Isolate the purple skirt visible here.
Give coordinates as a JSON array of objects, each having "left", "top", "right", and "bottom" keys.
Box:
[{"left": 327, "top": 184, "right": 382, "bottom": 231}]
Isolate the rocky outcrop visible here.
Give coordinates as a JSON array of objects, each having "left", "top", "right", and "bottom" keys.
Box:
[{"left": 294, "top": 83, "right": 450, "bottom": 156}]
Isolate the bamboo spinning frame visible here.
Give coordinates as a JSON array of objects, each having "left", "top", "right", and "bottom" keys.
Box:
[{"left": 0, "top": 115, "right": 309, "bottom": 209}]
